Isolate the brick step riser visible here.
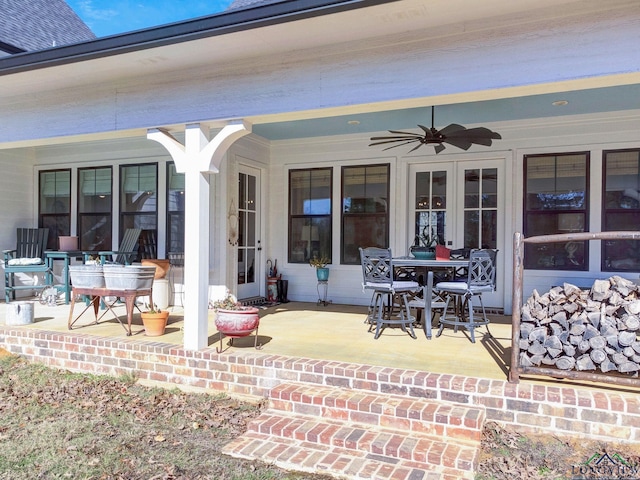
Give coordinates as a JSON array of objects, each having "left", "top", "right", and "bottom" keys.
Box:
[
  {"left": 269, "top": 392, "right": 485, "bottom": 442},
  {"left": 246, "top": 412, "right": 479, "bottom": 472}
]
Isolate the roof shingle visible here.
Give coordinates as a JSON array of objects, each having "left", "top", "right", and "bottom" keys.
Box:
[{"left": 0, "top": 0, "right": 95, "bottom": 52}]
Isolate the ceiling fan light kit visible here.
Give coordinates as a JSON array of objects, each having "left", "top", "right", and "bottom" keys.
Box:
[{"left": 369, "top": 106, "right": 501, "bottom": 154}]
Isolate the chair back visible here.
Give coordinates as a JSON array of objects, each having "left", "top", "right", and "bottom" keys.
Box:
[
  {"left": 139, "top": 229, "right": 158, "bottom": 259},
  {"left": 359, "top": 247, "right": 393, "bottom": 286},
  {"left": 115, "top": 228, "right": 142, "bottom": 264},
  {"left": 16, "top": 228, "right": 49, "bottom": 260},
  {"left": 467, "top": 249, "right": 497, "bottom": 290}
]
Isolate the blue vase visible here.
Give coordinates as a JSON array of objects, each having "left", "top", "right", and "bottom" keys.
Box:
[{"left": 316, "top": 267, "right": 329, "bottom": 281}]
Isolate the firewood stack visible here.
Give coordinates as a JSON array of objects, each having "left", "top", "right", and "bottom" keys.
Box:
[{"left": 520, "top": 276, "right": 640, "bottom": 375}]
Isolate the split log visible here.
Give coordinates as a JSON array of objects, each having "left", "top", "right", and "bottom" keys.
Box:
[{"left": 555, "top": 356, "right": 576, "bottom": 370}]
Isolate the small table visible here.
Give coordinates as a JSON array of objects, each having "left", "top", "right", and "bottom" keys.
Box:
[
  {"left": 68, "top": 286, "right": 153, "bottom": 336},
  {"left": 45, "top": 250, "right": 84, "bottom": 304}
]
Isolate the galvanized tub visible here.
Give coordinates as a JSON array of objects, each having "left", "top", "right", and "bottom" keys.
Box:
[
  {"left": 69, "top": 264, "right": 105, "bottom": 288},
  {"left": 103, "top": 264, "right": 156, "bottom": 290}
]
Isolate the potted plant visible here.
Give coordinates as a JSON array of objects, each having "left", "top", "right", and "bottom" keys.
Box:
[
  {"left": 410, "top": 227, "right": 438, "bottom": 259},
  {"left": 140, "top": 303, "right": 170, "bottom": 336},
  {"left": 210, "top": 290, "right": 260, "bottom": 352},
  {"left": 309, "top": 256, "right": 330, "bottom": 281}
]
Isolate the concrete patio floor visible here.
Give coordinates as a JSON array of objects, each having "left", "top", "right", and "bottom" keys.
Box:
[{"left": 0, "top": 296, "right": 513, "bottom": 381}]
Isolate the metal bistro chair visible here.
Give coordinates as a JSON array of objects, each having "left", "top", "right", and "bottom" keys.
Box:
[
  {"left": 434, "top": 249, "right": 497, "bottom": 343},
  {"left": 359, "top": 247, "right": 420, "bottom": 339},
  {"left": 3, "top": 228, "right": 50, "bottom": 303}
]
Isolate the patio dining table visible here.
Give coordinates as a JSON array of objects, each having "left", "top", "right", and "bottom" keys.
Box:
[{"left": 392, "top": 256, "right": 469, "bottom": 338}]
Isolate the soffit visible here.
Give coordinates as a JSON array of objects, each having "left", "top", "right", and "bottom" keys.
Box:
[{"left": 0, "top": 0, "right": 618, "bottom": 98}]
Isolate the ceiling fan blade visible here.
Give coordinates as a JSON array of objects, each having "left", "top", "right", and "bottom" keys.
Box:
[
  {"left": 387, "top": 130, "right": 425, "bottom": 136},
  {"left": 442, "top": 135, "right": 473, "bottom": 150},
  {"left": 369, "top": 134, "right": 423, "bottom": 141},
  {"left": 438, "top": 123, "right": 467, "bottom": 136},
  {"left": 455, "top": 127, "right": 502, "bottom": 144},
  {"left": 368, "top": 139, "right": 416, "bottom": 147},
  {"left": 408, "top": 142, "right": 427, "bottom": 153},
  {"left": 434, "top": 143, "right": 446, "bottom": 154},
  {"left": 380, "top": 139, "right": 422, "bottom": 151}
]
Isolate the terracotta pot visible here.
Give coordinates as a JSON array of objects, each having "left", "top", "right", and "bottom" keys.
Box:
[
  {"left": 215, "top": 308, "right": 260, "bottom": 338},
  {"left": 141, "top": 259, "right": 171, "bottom": 279},
  {"left": 141, "top": 311, "right": 169, "bottom": 336}
]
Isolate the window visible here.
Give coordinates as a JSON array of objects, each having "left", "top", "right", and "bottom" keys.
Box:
[
  {"left": 288, "top": 168, "right": 332, "bottom": 264},
  {"left": 463, "top": 168, "right": 498, "bottom": 249},
  {"left": 602, "top": 149, "right": 640, "bottom": 271},
  {"left": 341, "top": 164, "right": 389, "bottom": 264},
  {"left": 78, "top": 167, "right": 112, "bottom": 251},
  {"left": 120, "top": 164, "right": 157, "bottom": 247},
  {"left": 39, "top": 169, "right": 71, "bottom": 250},
  {"left": 166, "top": 163, "right": 185, "bottom": 254},
  {"left": 523, "top": 153, "right": 589, "bottom": 270}
]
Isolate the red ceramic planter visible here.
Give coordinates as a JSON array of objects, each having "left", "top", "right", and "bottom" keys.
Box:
[{"left": 214, "top": 308, "right": 260, "bottom": 337}]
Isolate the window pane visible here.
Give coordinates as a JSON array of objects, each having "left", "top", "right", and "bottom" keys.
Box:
[
  {"left": 167, "top": 163, "right": 185, "bottom": 253},
  {"left": 289, "top": 216, "right": 331, "bottom": 263},
  {"left": 288, "top": 168, "right": 332, "bottom": 263},
  {"left": 290, "top": 169, "right": 332, "bottom": 216},
  {"left": 342, "top": 215, "right": 387, "bottom": 264},
  {"left": 78, "top": 214, "right": 112, "bottom": 251},
  {"left": 602, "top": 149, "right": 640, "bottom": 271},
  {"left": 40, "top": 170, "right": 71, "bottom": 214},
  {"left": 341, "top": 164, "right": 389, "bottom": 264},
  {"left": 39, "top": 169, "right": 71, "bottom": 249},
  {"left": 121, "top": 164, "right": 157, "bottom": 213},
  {"left": 524, "top": 153, "right": 588, "bottom": 270}
]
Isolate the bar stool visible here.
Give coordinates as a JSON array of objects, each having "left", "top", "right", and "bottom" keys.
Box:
[{"left": 359, "top": 247, "right": 420, "bottom": 339}]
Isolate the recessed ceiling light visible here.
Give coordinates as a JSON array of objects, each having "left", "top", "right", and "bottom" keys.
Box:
[
  {"left": 552, "top": 100, "right": 569, "bottom": 106},
  {"left": 347, "top": 120, "right": 360, "bottom": 125}
]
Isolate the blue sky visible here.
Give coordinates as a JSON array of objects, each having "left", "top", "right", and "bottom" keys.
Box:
[{"left": 67, "top": 0, "right": 234, "bottom": 37}]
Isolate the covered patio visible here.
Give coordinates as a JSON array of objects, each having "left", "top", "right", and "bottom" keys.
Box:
[{"left": 0, "top": 298, "right": 512, "bottom": 380}]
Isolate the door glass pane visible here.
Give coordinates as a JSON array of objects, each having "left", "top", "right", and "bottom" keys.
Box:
[
  {"left": 247, "top": 174, "right": 256, "bottom": 212},
  {"left": 415, "top": 172, "right": 430, "bottom": 209},
  {"left": 463, "top": 168, "right": 497, "bottom": 250},
  {"left": 482, "top": 168, "right": 497, "bottom": 208},
  {"left": 464, "top": 169, "right": 479, "bottom": 209},
  {"left": 464, "top": 211, "right": 479, "bottom": 248},
  {"left": 247, "top": 211, "right": 256, "bottom": 246},
  {"left": 413, "top": 170, "right": 446, "bottom": 246}
]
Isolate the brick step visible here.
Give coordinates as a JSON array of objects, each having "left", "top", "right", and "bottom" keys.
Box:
[
  {"left": 222, "top": 383, "right": 485, "bottom": 479},
  {"left": 269, "top": 382, "right": 485, "bottom": 442},
  {"left": 223, "top": 414, "right": 477, "bottom": 479}
]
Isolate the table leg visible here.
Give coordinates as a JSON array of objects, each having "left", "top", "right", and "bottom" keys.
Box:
[{"left": 124, "top": 294, "right": 136, "bottom": 336}]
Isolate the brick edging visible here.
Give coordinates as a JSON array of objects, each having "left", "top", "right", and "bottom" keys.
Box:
[{"left": 2, "top": 326, "right": 639, "bottom": 443}]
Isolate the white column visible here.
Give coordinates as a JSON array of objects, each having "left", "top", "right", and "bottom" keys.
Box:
[{"left": 148, "top": 121, "right": 251, "bottom": 350}]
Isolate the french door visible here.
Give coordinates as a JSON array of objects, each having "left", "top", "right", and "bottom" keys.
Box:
[
  {"left": 409, "top": 159, "right": 504, "bottom": 307},
  {"left": 236, "top": 165, "right": 262, "bottom": 300}
]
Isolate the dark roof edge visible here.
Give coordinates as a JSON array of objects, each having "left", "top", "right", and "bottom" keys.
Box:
[
  {"left": 0, "top": 40, "right": 26, "bottom": 55},
  {"left": 0, "top": 0, "right": 397, "bottom": 76}
]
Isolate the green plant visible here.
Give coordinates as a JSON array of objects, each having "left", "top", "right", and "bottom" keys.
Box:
[
  {"left": 309, "top": 256, "right": 330, "bottom": 268},
  {"left": 416, "top": 227, "right": 437, "bottom": 249},
  {"left": 209, "top": 290, "right": 247, "bottom": 311},
  {"left": 144, "top": 303, "right": 162, "bottom": 314}
]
